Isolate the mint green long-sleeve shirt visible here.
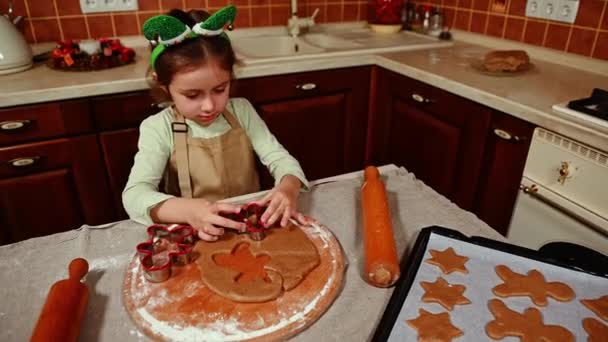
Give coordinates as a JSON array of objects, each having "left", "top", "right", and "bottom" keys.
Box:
[{"left": 122, "top": 97, "right": 309, "bottom": 225}]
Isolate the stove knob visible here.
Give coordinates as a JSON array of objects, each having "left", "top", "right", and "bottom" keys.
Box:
[{"left": 557, "top": 161, "right": 576, "bottom": 184}]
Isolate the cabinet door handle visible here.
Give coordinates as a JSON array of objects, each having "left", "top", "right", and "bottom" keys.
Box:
[
  {"left": 493, "top": 128, "right": 526, "bottom": 143},
  {"left": 151, "top": 101, "right": 172, "bottom": 109},
  {"left": 8, "top": 156, "right": 40, "bottom": 168},
  {"left": 1, "top": 119, "right": 32, "bottom": 132},
  {"left": 411, "top": 93, "right": 434, "bottom": 104},
  {"left": 296, "top": 83, "right": 317, "bottom": 91}
]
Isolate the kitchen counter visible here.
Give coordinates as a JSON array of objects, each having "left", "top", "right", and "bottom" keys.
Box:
[
  {"left": 0, "top": 165, "right": 503, "bottom": 341},
  {"left": 1, "top": 24, "right": 607, "bottom": 151}
]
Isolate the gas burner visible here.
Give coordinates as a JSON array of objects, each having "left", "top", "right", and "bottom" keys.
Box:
[
  {"left": 552, "top": 88, "right": 608, "bottom": 132},
  {"left": 567, "top": 88, "right": 608, "bottom": 121}
]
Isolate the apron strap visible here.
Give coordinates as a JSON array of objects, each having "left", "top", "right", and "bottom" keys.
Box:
[
  {"left": 172, "top": 112, "right": 193, "bottom": 198},
  {"left": 223, "top": 109, "right": 242, "bottom": 129}
]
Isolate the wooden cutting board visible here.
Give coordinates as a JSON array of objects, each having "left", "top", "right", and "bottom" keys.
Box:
[{"left": 122, "top": 222, "right": 346, "bottom": 341}]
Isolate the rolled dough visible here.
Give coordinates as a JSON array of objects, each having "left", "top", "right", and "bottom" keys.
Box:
[{"left": 195, "top": 224, "right": 320, "bottom": 303}]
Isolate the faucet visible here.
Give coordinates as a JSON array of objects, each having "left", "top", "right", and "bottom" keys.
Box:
[
  {"left": 3, "top": 0, "right": 23, "bottom": 25},
  {"left": 287, "top": 0, "right": 319, "bottom": 38}
]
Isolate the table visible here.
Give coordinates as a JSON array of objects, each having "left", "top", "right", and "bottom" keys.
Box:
[{"left": 0, "top": 165, "right": 503, "bottom": 341}]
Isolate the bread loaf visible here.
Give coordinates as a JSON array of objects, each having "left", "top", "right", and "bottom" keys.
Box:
[{"left": 483, "top": 50, "right": 530, "bottom": 72}]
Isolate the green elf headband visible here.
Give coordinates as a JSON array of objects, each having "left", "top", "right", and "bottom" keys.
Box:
[{"left": 142, "top": 4, "right": 237, "bottom": 69}]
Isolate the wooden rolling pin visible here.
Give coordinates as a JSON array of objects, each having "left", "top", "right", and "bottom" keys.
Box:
[
  {"left": 361, "top": 166, "right": 400, "bottom": 287},
  {"left": 31, "top": 258, "right": 89, "bottom": 342}
]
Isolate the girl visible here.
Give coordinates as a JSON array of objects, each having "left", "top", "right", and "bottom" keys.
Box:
[{"left": 122, "top": 5, "right": 309, "bottom": 241}]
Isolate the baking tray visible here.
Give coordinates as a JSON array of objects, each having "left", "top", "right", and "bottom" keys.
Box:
[{"left": 372, "top": 226, "right": 608, "bottom": 341}]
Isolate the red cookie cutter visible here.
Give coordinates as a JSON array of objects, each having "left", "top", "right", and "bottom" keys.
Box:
[
  {"left": 136, "top": 225, "right": 196, "bottom": 283},
  {"left": 222, "top": 203, "right": 268, "bottom": 241}
]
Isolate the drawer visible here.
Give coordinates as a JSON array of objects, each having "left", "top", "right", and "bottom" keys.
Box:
[
  {"left": 0, "top": 100, "right": 93, "bottom": 146},
  {"left": 0, "top": 137, "right": 86, "bottom": 178},
  {"left": 233, "top": 67, "right": 371, "bottom": 103},
  {"left": 387, "top": 72, "right": 489, "bottom": 125},
  {"left": 92, "top": 91, "right": 158, "bottom": 131},
  {"left": 0, "top": 135, "right": 115, "bottom": 241}
]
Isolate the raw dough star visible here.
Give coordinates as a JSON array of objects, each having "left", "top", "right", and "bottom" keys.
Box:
[
  {"left": 406, "top": 308, "right": 463, "bottom": 342},
  {"left": 425, "top": 247, "right": 469, "bottom": 274},
  {"left": 420, "top": 277, "right": 471, "bottom": 311}
]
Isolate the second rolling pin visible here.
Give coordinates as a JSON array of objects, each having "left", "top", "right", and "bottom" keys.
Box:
[
  {"left": 361, "top": 166, "right": 400, "bottom": 287},
  {"left": 30, "top": 258, "right": 89, "bottom": 342}
]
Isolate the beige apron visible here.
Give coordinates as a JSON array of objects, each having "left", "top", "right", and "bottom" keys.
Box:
[{"left": 163, "top": 108, "right": 260, "bottom": 201}]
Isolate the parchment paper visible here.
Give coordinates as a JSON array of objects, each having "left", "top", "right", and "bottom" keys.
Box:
[{"left": 388, "top": 233, "right": 608, "bottom": 341}]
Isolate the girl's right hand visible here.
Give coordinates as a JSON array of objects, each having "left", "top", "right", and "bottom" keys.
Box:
[{"left": 185, "top": 199, "right": 246, "bottom": 241}]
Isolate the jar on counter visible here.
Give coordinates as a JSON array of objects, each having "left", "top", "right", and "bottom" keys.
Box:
[{"left": 370, "top": 0, "right": 405, "bottom": 25}]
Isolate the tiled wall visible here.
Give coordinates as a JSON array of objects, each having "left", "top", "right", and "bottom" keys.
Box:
[
  {"left": 2, "top": 0, "right": 369, "bottom": 42},
  {"left": 416, "top": 0, "right": 608, "bottom": 59},
  {"left": 2, "top": 0, "right": 606, "bottom": 60}
]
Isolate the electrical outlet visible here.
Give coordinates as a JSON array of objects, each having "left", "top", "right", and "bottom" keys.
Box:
[
  {"left": 553, "top": 0, "right": 579, "bottom": 23},
  {"left": 525, "top": 0, "right": 578, "bottom": 23},
  {"left": 525, "top": 0, "right": 546, "bottom": 19},
  {"left": 80, "top": 0, "right": 138, "bottom": 13}
]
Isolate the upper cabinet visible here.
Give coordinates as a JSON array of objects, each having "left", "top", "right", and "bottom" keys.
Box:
[{"left": 234, "top": 67, "right": 371, "bottom": 188}]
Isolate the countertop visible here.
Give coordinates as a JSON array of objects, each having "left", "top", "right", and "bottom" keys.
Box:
[
  {"left": 0, "top": 165, "right": 503, "bottom": 341},
  {"left": 1, "top": 24, "right": 607, "bottom": 151}
]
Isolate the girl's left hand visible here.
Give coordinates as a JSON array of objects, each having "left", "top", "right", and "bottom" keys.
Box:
[{"left": 254, "top": 175, "right": 302, "bottom": 227}]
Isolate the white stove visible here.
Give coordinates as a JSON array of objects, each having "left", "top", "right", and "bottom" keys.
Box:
[
  {"left": 552, "top": 103, "right": 608, "bottom": 134},
  {"left": 508, "top": 127, "right": 608, "bottom": 254}
]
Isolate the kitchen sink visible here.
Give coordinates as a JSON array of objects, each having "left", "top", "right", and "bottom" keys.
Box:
[
  {"left": 232, "top": 35, "right": 324, "bottom": 58},
  {"left": 230, "top": 26, "right": 453, "bottom": 64},
  {"left": 301, "top": 33, "right": 363, "bottom": 49}
]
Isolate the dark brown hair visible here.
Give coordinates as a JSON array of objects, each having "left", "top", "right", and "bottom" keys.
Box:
[{"left": 148, "top": 9, "right": 237, "bottom": 103}]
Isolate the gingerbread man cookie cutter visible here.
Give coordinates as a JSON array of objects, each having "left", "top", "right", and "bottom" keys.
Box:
[
  {"left": 222, "top": 203, "right": 268, "bottom": 241},
  {"left": 136, "top": 225, "right": 196, "bottom": 283}
]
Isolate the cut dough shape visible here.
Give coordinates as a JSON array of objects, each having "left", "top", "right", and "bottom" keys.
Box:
[
  {"left": 196, "top": 223, "right": 320, "bottom": 303},
  {"left": 406, "top": 308, "right": 463, "bottom": 342},
  {"left": 486, "top": 299, "right": 574, "bottom": 342},
  {"left": 583, "top": 317, "right": 608, "bottom": 342},
  {"left": 420, "top": 277, "right": 471, "bottom": 311},
  {"left": 581, "top": 295, "right": 608, "bottom": 322},
  {"left": 425, "top": 247, "right": 469, "bottom": 274},
  {"left": 213, "top": 243, "right": 272, "bottom": 283},
  {"left": 492, "top": 265, "right": 575, "bottom": 306}
]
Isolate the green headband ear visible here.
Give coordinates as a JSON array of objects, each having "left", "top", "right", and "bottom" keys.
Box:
[{"left": 143, "top": 5, "right": 237, "bottom": 69}]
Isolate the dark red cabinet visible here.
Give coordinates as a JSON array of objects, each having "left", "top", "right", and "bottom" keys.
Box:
[
  {"left": 0, "top": 135, "right": 114, "bottom": 242},
  {"left": 368, "top": 67, "right": 533, "bottom": 234},
  {"left": 369, "top": 67, "right": 492, "bottom": 211},
  {"left": 473, "top": 112, "right": 535, "bottom": 235},
  {"left": 92, "top": 91, "right": 159, "bottom": 220},
  {"left": 0, "top": 65, "right": 534, "bottom": 242},
  {"left": 98, "top": 128, "right": 140, "bottom": 219},
  {"left": 234, "top": 67, "right": 371, "bottom": 188}
]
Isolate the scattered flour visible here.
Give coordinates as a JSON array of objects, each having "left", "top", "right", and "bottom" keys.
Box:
[
  {"left": 146, "top": 289, "right": 169, "bottom": 308},
  {"left": 89, "top": 253, "right": 132, "bottom": 272},
  {"left": 129, "top": 328, "right": 146, "bottom": 340},
  {"left": 135, "top": 222, "right": 341, "bottom": 341}
]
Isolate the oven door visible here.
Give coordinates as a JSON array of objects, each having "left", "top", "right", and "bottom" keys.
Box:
[{"left": 508, "top": 177, "right": 608, "bottom": 255}]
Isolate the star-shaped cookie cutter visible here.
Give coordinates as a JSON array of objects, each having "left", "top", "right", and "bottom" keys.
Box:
[{"left": 136, "top": 224, "right": 196, "bottom": 283}]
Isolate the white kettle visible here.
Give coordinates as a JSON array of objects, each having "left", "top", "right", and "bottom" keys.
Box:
[{"left": 0, "top": 11, "right": 33, "bottom": 75}]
